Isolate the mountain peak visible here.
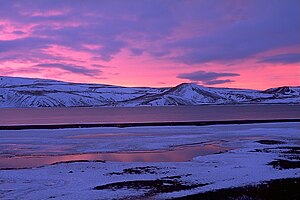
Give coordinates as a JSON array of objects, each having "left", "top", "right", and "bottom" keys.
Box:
[
  {"left": 262, "top": 86, "right": 300, "bottom": 96},
  {"left": 175, "top": 82, "right": 201, "bottom": 88}
]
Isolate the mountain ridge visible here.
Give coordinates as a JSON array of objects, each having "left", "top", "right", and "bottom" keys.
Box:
[{"left": 0, "top": 76, "right": 299, "bottom": 107}]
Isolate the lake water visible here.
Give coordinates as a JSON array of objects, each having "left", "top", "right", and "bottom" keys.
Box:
[{"left": 0, "top": 105, "right": 299, "bottom": 125}]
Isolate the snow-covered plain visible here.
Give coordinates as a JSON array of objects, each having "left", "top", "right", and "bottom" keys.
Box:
[{"left": 0, "top": 123, "right": 299, "bottom": 199}]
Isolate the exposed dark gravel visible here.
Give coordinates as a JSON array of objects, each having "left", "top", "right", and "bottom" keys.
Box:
[
  {"left": 268, "top": 159, "right": 300, "bottom": 170},
  {"left": 173, "top": 178, "right": 300, "bottom": 200},
  {"left": 94, "top": 177, "right": 208, "bottom": 196},
  {"left": 108, "top": 166, "right": 161, "bottom": 175},
  {"left": 256, "top": 140, "right": 285, "bottom": 145}
]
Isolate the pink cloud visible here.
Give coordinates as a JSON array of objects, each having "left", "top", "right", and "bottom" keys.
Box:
[
  {"left": 0, "top": 20, "right": 36, "bottom": 40},
  {"left": 23, "top": 10, "right": 67, "bottom": 17}
]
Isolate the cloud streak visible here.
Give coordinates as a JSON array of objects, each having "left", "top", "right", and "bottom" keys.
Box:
[
  {"left": 177, "top": 71, "right": 240, "bottom": 85},
  {"left": 258, "top": 53, "right": 300, "bottom": 64},
  {"left": 34, "top": 63, "right": 101, "bottom": 76}
]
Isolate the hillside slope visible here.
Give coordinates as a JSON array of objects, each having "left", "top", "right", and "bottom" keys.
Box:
[{"left": 0, "top": 76, "right": 299, "bottom": 107}]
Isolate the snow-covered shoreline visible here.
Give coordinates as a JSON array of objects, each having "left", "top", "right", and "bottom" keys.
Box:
[{"left": 0, "top": 123, "right": 299, "bottom": 199}]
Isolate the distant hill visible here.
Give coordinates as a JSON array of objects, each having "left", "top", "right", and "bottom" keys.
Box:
[{"left": 0, "top": 76, "right": 299, "bottom": 107}]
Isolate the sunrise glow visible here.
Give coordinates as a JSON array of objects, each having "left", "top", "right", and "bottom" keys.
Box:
[{"left": 0, "top": 0, "right": 299, "bottom": 89}]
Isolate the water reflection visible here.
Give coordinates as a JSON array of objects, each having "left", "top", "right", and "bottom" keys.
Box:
[{"left": 0, "top": 144, "right": 230, "bottom": 169}]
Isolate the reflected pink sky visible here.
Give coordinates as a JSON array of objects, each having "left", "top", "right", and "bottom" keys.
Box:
[{"left": 0, "top": 144, "right": 230, "bottom": 169}]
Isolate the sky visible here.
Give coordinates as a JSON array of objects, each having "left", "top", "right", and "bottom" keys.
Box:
[{"left": 0, "top": 0, "right": 299, "bottom": 89}]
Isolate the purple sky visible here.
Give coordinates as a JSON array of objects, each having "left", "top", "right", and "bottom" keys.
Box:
[{"left": 0, "top": 0, "right": 299, "bottom": 89}]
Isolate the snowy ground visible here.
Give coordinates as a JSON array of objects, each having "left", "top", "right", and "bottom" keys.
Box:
[{"left": 0, "top": 123, "right": 299, "bottom": 199}]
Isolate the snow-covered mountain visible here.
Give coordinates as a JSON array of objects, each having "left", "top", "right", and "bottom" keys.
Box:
[{"left": 0, "top": 76, "right": 299, "bottom": 107}]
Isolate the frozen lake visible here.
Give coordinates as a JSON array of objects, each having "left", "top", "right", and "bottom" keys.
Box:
[
  {"left": 0, "top": 104, "right": 299, "bottom": 125},
  {"left": 0, "top": 122, "right": 299, "bottom": 199},
  {"left": 0, "top": 122, "right": 298, "bottom": 169}
]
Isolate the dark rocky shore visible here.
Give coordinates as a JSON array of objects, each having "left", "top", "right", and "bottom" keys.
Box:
[{"left": 174, "top": 178, "right": 300, "bottom": 200}]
